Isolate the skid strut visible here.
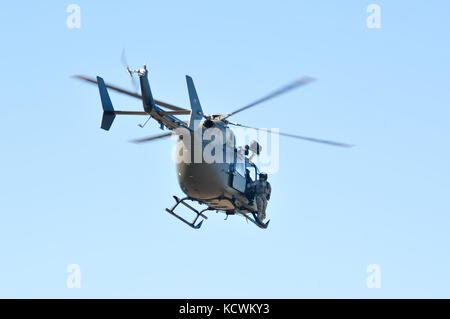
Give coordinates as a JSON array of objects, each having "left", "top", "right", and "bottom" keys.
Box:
[{"left": 165, "top": 196, "right": 210, "bottom": 229}]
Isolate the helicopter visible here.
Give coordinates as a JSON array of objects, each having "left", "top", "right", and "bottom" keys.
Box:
[{"left": 74, "top": 62, "right": 352, "bottom": 230}]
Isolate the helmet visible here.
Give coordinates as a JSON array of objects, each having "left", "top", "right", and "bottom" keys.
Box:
[{"left": 259, "top": 172, "right": 268, "bottom": 180}]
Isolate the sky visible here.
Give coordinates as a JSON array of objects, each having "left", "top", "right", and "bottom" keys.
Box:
[{"left": 0, "top": 1, "right": 449, "bottom": 298}]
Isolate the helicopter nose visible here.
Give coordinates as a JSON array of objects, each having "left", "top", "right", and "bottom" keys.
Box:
[{"left": 177, "top": 163, "right": 224, "bottom": 199}]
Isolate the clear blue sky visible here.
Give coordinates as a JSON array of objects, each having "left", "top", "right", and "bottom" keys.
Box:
[{"left": 1, "top": 1, "right": 449, "bottom": 298}]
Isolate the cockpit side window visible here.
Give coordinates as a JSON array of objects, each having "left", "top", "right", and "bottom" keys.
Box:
[
  {"left": 235, "top": 162, "right": 246, "bottom": 176},
  {"left": 246, "top": 162, "right": 257, "bottom": 182}
]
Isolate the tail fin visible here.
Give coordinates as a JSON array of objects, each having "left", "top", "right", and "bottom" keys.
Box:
[
  {"left": 186, "top": 75, "right": 204, "bottom": 129},
  {"left": 97, "top": 76, "right": 116, "bottom": 131},
  {"left": 138, "top": 65, "right": 156, "bottom": 113}
]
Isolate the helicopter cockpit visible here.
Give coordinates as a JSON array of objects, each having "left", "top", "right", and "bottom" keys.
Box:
[
  {"left": 244, "top": 159, "right": 259, "bottom": 201},
  {"left": 245, "top": 159, "right": 259, "bottom": 183}
]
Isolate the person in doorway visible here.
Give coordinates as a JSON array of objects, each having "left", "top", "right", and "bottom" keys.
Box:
[{"left": 251, "top": 172, "right": 271, "bottom": 222}]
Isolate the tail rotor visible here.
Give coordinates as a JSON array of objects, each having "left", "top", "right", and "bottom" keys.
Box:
[{"left": 121, "top": 49, "right": 139, "bottom": 93}]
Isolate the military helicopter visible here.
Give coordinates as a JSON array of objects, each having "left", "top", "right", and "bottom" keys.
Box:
[{"left": 74, "top": 61, "right": 352, "bottom": 230}]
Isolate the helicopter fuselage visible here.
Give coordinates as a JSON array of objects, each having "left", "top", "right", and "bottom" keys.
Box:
[{"left": 175, "top": 120, "right": 258, "bottom": 213}]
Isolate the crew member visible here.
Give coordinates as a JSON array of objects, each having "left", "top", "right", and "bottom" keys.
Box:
[{"left": 251, "top": 172, "right": 271, "bottom": 222}]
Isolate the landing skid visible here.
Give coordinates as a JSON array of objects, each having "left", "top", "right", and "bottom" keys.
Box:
[
  {"left": 217, "top": 197, "right": 270, "bottom": 230},
  {"left": 165, "top": 195, "right": 270, "bottom": 230},
  {"left": 165, "top": 196, "right": 211, "bottom": 229},
  {"left": 246, "top": 212, "right": 270, "bottom": 229}
]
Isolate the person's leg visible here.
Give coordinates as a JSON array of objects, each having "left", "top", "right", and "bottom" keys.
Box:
[
  {"left": 260, "top": 198, "right": 267, "bottom": 220},
  {"left": 256, "top": 196, "right": 264, "bottom": 221}
]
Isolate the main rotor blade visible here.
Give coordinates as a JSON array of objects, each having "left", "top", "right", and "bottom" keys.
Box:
[
  {"left": 159, "top": 110, "right": 191, "bottom": 115},
  {"left": 230, "top": 123, "right": 353, "bottom": 148},
  {"left": 224, "top": 77, "right": 315, "bottom": 120},
  {"left": 130, "top": 132, "right": 173, "bottom": 144},
  {"left": 72, "top": 75, "right": 189, "bottom": 112},
  {"left": 110, "top": 110, "right": 148, "bottom": 115}
]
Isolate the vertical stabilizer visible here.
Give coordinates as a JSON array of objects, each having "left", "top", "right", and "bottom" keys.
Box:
[
  {"left": 186, "top": 75, "right": 204, "bottom": 129},
  {"left": 97, "top": 76, "right": 116, "bottom": 131},
  {"left": 138, "top": 65, "right": 156, "bottom": 113}
]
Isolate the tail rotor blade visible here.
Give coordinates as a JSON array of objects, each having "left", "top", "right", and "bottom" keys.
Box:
[
  {"left": 121, "top": 49, "right": 139, "bottom": 93},
  {"left": 121, "top": 48, "right": 132, "bottom": 74}
]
